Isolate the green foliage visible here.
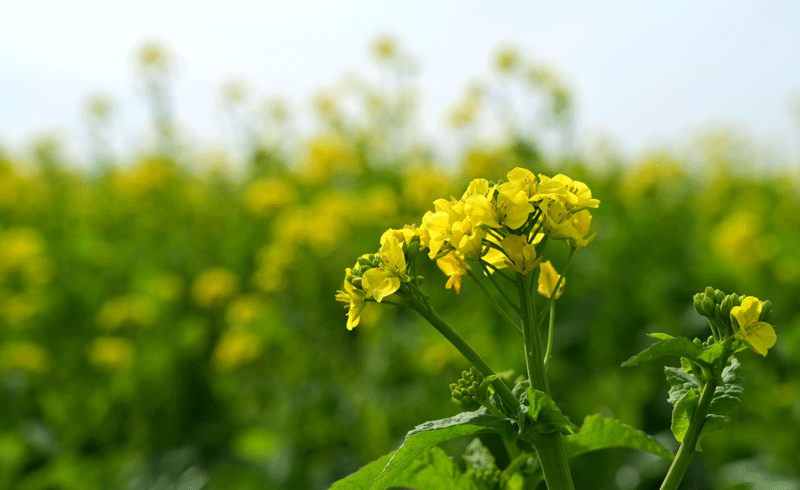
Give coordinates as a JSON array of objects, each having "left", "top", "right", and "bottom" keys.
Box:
[
  {"left": 331, "top": 410, "right": 514, "bottom": 489},
  {"left": 518, "top": 388, "right": 575, "bottom": 437},
  {"left": 563, "top": 414, "right": 674, "bottom": 460},
  {"left": 666, "top": 357, "right": 744, "bottom": 449}
]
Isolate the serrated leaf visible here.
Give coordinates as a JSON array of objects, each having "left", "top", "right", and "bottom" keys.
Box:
[
  {"left": 368, "top": 410, "right": 517, "bottom": 489},
  {"left": 707, "top": 357, "right": 743, "bottom": 415},
  {"left": 621, "top": 337, "right": 728, "bottom": 369},
  {"left": 563, "top": 414, "right": 674, "bottom": 460},
  {"left": 667, "top": 358, "right": 742, "bottom": 450},
  {"left": 671, "top": 388, "right": 698, "bottom": 443},
  {"left": 665, "top": 366, "right": 697, "bottom": 406},
  {"left": 518, "top": 388, "right": 574, "bottom": 438},
  {"left": 463, "top": 438, "right": 496, "bottom": 471},
  {"left": 395, "top": 447, "right": 481, "bottom": 490}
]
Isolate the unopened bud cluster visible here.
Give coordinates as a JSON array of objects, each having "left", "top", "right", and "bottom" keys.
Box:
[
  {"left": 450, "top": 367, "right": 495, "bottom": 411},
  {"left": 465, "top": 465, "right": 502, "bottom": 490},
  {"left": 694, "top": 287, "right": 772, "bottom": 342}
]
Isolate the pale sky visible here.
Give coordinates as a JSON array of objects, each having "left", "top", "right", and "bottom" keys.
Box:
[{"left": 2, "top": 0, "right": 800, "bottom": 164}]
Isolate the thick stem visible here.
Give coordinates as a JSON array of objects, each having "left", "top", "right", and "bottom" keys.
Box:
[
  {"left": 658, "top": 378, "right": 718, "bottom": 490},
  {"left": 516, "top": 272, "right": 575, "bottom": 490},
  {"left": 406, "top": 293, "right": 520, "bottom": 414}
]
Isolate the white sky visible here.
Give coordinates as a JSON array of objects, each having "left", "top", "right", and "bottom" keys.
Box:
[{"left": 2, "top": 0, "right": 800, "bottom": 164}]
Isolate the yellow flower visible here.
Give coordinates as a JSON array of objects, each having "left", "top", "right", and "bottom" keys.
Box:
[
  {"left": 89, "top": 337, "right": 135, "bottom": 369},
  {"left": 550, "top": 174, "right": 600, "bottom": 211},
  {"left": 336, "top": 267, "right": 367, "bottom": 331},
  {"left": 500, "top": 235, "right": 540, "bottom": 275},
  {"left": 436, "top": 252, "right": 471, "bottom": 294},
  {"left": 499, "top": 167, "right": 538, "bottom": 198},
  {"left": 532, "top": 174, "right": 599, "bottom": 212},
  {"left": 465, "top": 188, "right": 533, "bottom": 230},
  {"left": 362, "top": 235, "right": 408, "bottom": 302},
  {"left": 567, "top": 210, "right": 597, "bottom": 249},
  {"left": 191, "top": 267, "right": 239, "bottom": 308},
  {"left": 538, "top": 261, "right": 565, "bottom": 299},
  {"left": 730, "top": 296, "right": 777, "bottom": 357},
  {"left": 450, "top": 218, "right": 484, "bottom": 259}
]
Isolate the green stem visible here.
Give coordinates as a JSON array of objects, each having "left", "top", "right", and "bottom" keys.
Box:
[
  {"left": 467, "top": 269, "right": 524, "bottom": 339},
  {"left": 659, "top": 338, "right": 732, "bottom": 490},
  {"left": 515, "top": 272, "right": 575, "bottom": 490},
  {"left": 536, "top": 249, "right": 575, "bottom": 329},
  {"left": 478, "top": 260, "right": 522, "bottom": 314},
  {"left": 658, "top": 378, "right": 718, "bottom": 490},
  {"left": 544, "top": 305, "right": 555, "bottom": 370},
  {"left": 405, "top": 292, "right": 520, "bottom": 414}
]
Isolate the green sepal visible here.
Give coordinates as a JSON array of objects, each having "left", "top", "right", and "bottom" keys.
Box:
[{"left": 517, "top": 388, "right": 575, "bottom": 439}]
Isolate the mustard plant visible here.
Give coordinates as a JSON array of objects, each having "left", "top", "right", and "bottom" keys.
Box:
[{"left": 334, "top": 167, "right": 777, "bottom": 490}]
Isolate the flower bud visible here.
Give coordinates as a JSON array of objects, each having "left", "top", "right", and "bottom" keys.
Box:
[
  {"left": 715, "top": 289, "right": 725, "bottom": 304},
  {"left": 693, "top": 294, "right": 705, "bottom": 316},
  {"left": 760, "top": 300, "right": 772, "bottom": 323},
  {"left": 350, "top": 277, "right": 363, "bottom": 288},
  {"left": 357, "top": 257, "right": 374, "bottom": 268},
  {"left": 720, "top": 295, "right": 733, "bottom": 317},
  {"left": 705, "top": 286, "right": 715, "bottom": 298},
  {"left": 702, "top": 296, "right": 715, "bottom": 317},
  {"left": 406, "top": 235, "right": 421, "bottom": 261}
]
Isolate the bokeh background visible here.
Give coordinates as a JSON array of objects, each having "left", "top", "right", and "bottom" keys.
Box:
[{"left": 2, "top": 3, "right": 800, "bottom": 490}]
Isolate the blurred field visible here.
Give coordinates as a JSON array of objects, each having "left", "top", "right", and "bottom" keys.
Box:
[{"left": 1, "top": 43, "right": 800, "bottom": 490}]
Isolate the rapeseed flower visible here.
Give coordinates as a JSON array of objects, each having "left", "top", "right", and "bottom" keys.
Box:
[
  {"left": 500, "top": 235, "right": 540, "bottom": 274},
  {"left": 362, "top": 235, "right": 408, "bottom": 302},
  {"left": 436, "top": 252, "right": 471, "bottom": 294},
  {"left": 538, "top": 261, "right": 565, "bottom": 299},
  {"left": 730, "top": 296, "right": 777, "bottom": 357}
]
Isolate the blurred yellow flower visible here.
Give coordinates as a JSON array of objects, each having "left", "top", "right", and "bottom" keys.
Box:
[
  {"left": 191, "top": 268, "right": 239, "bottom": 308},
  {"left": 213, "top": 329, "right": 262, "bottom": 371},
  {"left": 538, "top": 261, "right": 565, "bottom": 299},
  {"left": 226, "top": 295, "right": 264, "bottom": 328},
  {"left": 244, "top": 178, "right": 296, "bottom": 215},
  {"left": 1, "top": 341, "right": 49, "bottom": 373},
  {"left": 730, "top": 296, "right": 777, "bottom": 357},
  {"left": 96, "top": 294, "right": 158, "bottom": 330},
  {"left": 88, "top": 337, "right": 135, "bottom": 369}
]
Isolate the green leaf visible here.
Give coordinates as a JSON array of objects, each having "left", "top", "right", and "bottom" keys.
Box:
[
  {"left": 330, "top": 447, "right": 480, "bottom": 490},
  {"left": 648, "top": 333, "right": 675, "bottom": 340},
  {"left": 330, "top": 410, "right": 515, "bottom": 490},
  {"left": 666, "top": 357, "right": 743, "bottom": 449},
  {"left": 621, "top": 337, "right": 728, "bottom": 369},
  {"left": 518, "top": 388, "right": 574, "bottom": 438},
  {"left": 371, "top": 410, "right": 516, "bottom": 489},
  {"left": 462, "top": 438, "right": 496, "bottom": 472},
  {"left": 329, "top": 451, "right": 396, "bottom": 490},
  {"left": 563, "top": 414, "right": 674, "bottom": 460},
  {"left": 671, "top": 387, "right": 698, "bottom": 443},
  {"left": 394, "top": 447, "right": 480, "bottom": 490}
]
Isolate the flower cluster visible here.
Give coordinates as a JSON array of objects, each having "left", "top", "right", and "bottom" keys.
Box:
[
  {"left": 693, "top": 287, "right": 777, "bottom": 356},
  {"left": 337, "top": 167, "right": 600, "bottom": 329}
]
